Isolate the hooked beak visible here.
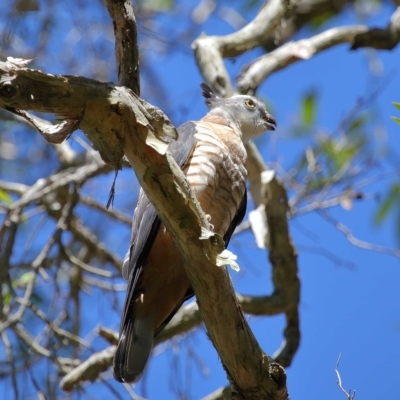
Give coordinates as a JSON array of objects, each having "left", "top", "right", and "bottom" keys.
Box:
[{"left": 263, "top": 111, "right": 277, "bottom": 131}]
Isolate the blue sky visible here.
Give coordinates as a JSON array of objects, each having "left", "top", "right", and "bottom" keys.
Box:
[{"left": 1, "top": 1, "right": 400, "bottom": 399}]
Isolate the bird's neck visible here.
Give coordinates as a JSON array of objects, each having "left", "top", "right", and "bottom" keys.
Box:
[{"left": 202, "top": 110, "right": 243, "bottom": 140}]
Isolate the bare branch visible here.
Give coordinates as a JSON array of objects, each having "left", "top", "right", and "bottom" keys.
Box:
[
  {"left": 335, "top": 353, "right": 356, "bottom": 400},
  {"left": 351, "top": 7, "right": 400, "bottom": 50},
  {"left": 7, "top": 161, "right": 110, "bottom": 212},
  {"left": 105, "top": 0, "right": 140, "bottom": 94},
  {"left": 9, "top": 108, "right": 79, "bottom": 143},
  {"left": 63, "top": 248, "right": 115, "bottom": 278},
  {"left": 238, "top": 8, "right": 400, "bottom": 92},
  {"left": 244, "top": 142, "right": 300, "bottom": 368},
  {"left": 69, "top": 218, "right": 123, "bottom": 271},
  {"left": 192, "top": 0, "right": 290, "bottom": 96},
  {"left": 80, "top": 194, "right": 132, "bottom": 225},
  {"left": 202, "top": 387, "right": 226, "bottom": 400},
  {"left": 13, "top": 324, "right": 51, "bottom": 358},
  {"left": 261, "top": 0, "right": 355, "bottom": 51},
  {"left": 237, "top": 25, "right": 369, "bottom": 93},
  {"left": 0, "top": 185, "right": 78, "bottom": 335},
  {"left": 1, "top": 331, "right": 18, "bottom": 399},
  {"left": 321, "top": 212, "right": 400, "bottom": 258},
  {"left": 60, "top": 346, "right": 116, "bottom": 391},
  {"left": 14, "top": 298, "right": 90, "bottom": 348}
]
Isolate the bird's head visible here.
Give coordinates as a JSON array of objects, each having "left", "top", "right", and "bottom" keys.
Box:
[{"left": 201, "top": 83, "right": 277, "bottom": 142}]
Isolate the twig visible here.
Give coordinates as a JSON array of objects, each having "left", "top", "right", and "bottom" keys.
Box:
[
  {"left": 14, "top": 298, "right": 90, "bottom": 348},
  {"left": 13, "top": 324, "right": 51, "bottom": 358},
  {"left": 69, "top": 218, "right": 123, "bottom": 271},
  {"left": 321, "top": 211, "right": 400, "bottom": 258},
  {"left": 201, "top": 386, "right": 226, "bottom": 400},
  {"left": 80, "top": 194, "right": 132, "bottom": 225},
  {"left": 296, "top": 244, "right": 356, "bottom": 269},
  {"left": 1, "top": 331, "right": 18, "bottom": 399},
  {"left": 335, "top": 353, "right": 356, "bottom": 400},
  {"left": 82, "top": 276, "right": 126, "bottom": 291},
  {"left": 63, "top": 248, "right": 114, "bottom": 278},
  {"left": 0, "top": 186, "right": 78, "bottom": 333},
  {"left": 8, "top": 161, "right": 109, "bottom": 212}
]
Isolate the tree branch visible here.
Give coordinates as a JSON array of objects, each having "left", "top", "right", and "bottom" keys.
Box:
[
  {"left": 106, "top": 0, "right": 140, "bottom": 94},
  {"left": 192, "top": 0, "right": 290, "bottom": 96},
  {"left": 237, "top": 8, "right": 400, "bottom": 93},
  {"left": 245, "top": 143, "right": 301, "bottom": 368},
  {"left": 237, "top": 25, "right": 369, "bottom": 93},
  {"left": 351, "top": 7, "right": 400, "bottom": 50},
  {"left": 60, "top": 346, "right": 117, "bottom": 391},
  {"left": 261, "top": 0, "right": 355, "bottom": 51}
]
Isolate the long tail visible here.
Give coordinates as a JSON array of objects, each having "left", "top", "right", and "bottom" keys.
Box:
[{"left": 113, "top": 317, "right": 154, "bottom": 383}]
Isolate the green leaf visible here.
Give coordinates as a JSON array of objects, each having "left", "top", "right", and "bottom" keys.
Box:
[
  {"left": 2, "top": 289, "right": 11, "bottom": 306},
  {"left": 243, "top": 0, "right": 263, "bottom": 10},
  {"left": 391, "top": 116, "right": 400, "bottom": 125},
  {"left": 18, "top": 272, "right": 35, "bottom": 285},
  {"left": 319, "top": 136, "right": 363, "bottom": 172},
  {"left": 375, "top": 184, "right": 400, "bottom": 224},
  {"left": 393, "top": 102, "right": 400, "bottom": 111},
  {"left": 141, "top": 0, "right": 174, "bottom": 11},
  {"left": 0, "top": 189, "right": 13, "bottom": 204},
  {"left": 348, "top": 115, "right": 368, "bottom": 133},
  {"left": 310, "top": 11, "right": 336, "bottom": 30},
  {"left": 302, "top": 91, "right": 317, "bottom": 126}
]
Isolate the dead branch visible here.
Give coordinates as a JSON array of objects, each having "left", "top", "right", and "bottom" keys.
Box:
[{"left": 335, "top": 353, "right": 356, "bottom": 400}]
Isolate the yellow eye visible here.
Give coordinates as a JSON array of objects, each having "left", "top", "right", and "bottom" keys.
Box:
[{"left": 245, "top": 99, "right": 255, "bottom": 108}]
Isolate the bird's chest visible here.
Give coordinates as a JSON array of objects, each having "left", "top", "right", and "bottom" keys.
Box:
[{"left": 182, "top": 127, "right": 247, "bottom": 234}]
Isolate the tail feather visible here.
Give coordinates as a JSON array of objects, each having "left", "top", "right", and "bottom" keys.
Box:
[{"left": 113, "top": 317, "right": 154, "bottom": 383}]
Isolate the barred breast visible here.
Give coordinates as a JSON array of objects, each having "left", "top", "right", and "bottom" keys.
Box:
[{"left": 182, "top": 120, "right": 247, "bottom": 236}]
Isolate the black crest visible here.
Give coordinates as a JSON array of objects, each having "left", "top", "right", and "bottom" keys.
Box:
[{"left": 200, "top": 83, "right": 219, "bottom": 109}]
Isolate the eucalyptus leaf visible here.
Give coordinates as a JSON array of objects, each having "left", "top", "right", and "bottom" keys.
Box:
[
  {"left": 0, "top": 189, "right": 13, "bottom": 204},
  {"left": 375, "top": 184, "right": 400, "bottom": 224}
]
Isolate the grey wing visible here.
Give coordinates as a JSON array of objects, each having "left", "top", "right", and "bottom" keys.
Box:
[
  {"left": 119, "top": 121, "right": 198, "bottom": 330},
  {"left": 223, "top": 188, "right": 247, "bottom": 247}
]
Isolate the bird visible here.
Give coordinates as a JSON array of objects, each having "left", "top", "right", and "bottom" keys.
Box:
[{"left": 113, "top": 83, "right": 277, "bottom": 383}]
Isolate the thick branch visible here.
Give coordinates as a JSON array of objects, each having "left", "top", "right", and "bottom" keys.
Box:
[
  {"left": 245, "top": 143, "right": 301, "bottom": 368},
  {"left": 192, "top": 0, "right": 290, "bottom": 96},
  {"left": 262, "top": 0, "right": 354, "bottom": 51},
  {"left": 238, "top": 9, "right": 400, "bottom": 92},
  {"left": 351, "top": 7, "right": 400, "bottom": 50},
  {"left": 237, "top": 25, "right": 369, "bottom": 93},
  {"left": 105, "top": 0, "right": 140, "bottom": 94}
]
